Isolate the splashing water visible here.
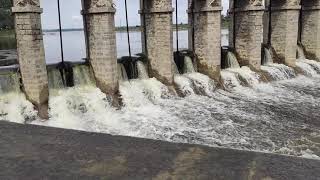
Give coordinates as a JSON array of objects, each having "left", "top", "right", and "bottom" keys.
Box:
[
  {"left": 223, "top": 67, "right": 261, "bottom": 88},
  {"left": 262, "top": 48, "right": 273, "bottom": 65},
  {"left": 118, "top": 63, "right": 128, "bottom": 81},
  {"left": 0, "top": 72, "right": 20, "bottom": 94},
  {"left": 1, "top": 59, "right": 320, "bottom": 160},
  {"left": 226, "top": 51, "right": 240, "bottom": 69},
  {"left": 183, "top": 56, "right": 195, "bottom": 73},
  {"left": 261, "top": 63, "right": 296, "bottom": 80},
  {"left": 137, "top": 61, "right": 149, "bottom": 79},
  {"left": 296, "top": 60, "right": 319, "bottom": 76}
]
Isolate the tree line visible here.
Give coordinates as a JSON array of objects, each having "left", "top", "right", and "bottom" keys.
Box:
[{"left": 0, "top": 0, "right": 14, "bottom": 30}]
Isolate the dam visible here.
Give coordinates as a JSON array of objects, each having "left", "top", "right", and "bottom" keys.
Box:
[{"left": 0, "top": 0, "right": 320, "bottom": 178}]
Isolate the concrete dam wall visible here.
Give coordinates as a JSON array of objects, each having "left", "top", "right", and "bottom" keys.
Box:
[{"left": 4, "top": 0, "right": 319, "bottom": 118}]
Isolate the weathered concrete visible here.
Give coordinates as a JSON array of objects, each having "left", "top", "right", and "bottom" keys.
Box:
[
  {"left": 229, "top": 0, "right": 265, "bottom": 70},
  {"left": 301, "top": 0, "right": 320, "bottom": 61},
  {"left": 140, "top": 0, "right": 174, "bottom": 86},
  {"left": 0, "top": 121, "right": 319, "bottom": 180},
  {"left": 269, "top": 0, "right": 301, "bottom": 66},
  {"left": 82, "top": 0, "right": 119, "bottom": 105},
  {"left": 188, "top": 0, "right": 222, "bottom": 81},
  {"left": 11, "top": 0, "right": 49, "bottom": 119}
]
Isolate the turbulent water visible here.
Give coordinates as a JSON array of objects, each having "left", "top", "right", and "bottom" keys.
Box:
[{"left": 1, "top": 59, "right": 320, "bottom": 160}]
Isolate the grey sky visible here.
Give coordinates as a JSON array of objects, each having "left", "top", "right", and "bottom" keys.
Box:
[{"left": 41, "top": 0, "right": 229, "bottom": 29}]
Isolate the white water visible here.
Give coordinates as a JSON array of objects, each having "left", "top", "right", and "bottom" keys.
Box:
[
  {"left": 221, "top": 66, "right": 261, "bottom": 89},
  {"left": 1, "top": 58, "right": 320, "bottom": 160},
  {"left": 226, "top": 52, "right": 240, "bottom": 69},
  {"left": 183, "top": 56, "right": 195, "bottom": 73},
  {"left": 261, "top": 63, "right": 296, "bottom": 80},
  {"left": 118, "top": 63, "right": 128, "bottom": 81},
  {"left": 263, "top": 48, "right": 273, "bottom": 65},
  {"left": 137, "top": 61, "right": 149, "bottom": 79}
]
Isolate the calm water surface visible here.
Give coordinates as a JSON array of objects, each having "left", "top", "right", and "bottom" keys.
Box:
[{"left": 43, "top": 29, "right": 229, "bottom": 64}]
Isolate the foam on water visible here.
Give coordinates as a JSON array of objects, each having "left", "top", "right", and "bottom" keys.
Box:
[
  {"left": 261, "top": 63, "right": 296, "bottom": 80},
  {"left": 1, "top": 60, "right": 320, "bottom": 160},
  {"left": 296, "top": 60, "right": 319, "bottom": 76},
  {"left": 221, "top": 67, "right": 261, "bottom": 89},
  {"left": 0, "top": 93, "right": 37, "bottom": 124}
]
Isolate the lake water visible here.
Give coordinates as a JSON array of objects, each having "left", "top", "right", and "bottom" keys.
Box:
[{"left": 43, "top": 29, "right": 229, "bottom": 64}]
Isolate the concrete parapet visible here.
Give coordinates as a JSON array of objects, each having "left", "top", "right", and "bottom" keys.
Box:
[
  {"left": 188, "top": 0, "right": 222, "bottom": 82},
  {"left": 269, "top": 0, "right": 301, "bottom": 66},
  {"left": 229, "top": 0, "right": 265, "bottom": 70},
  {"left": 301, "top": 0, "right": 320, "bottom": 61},
  {"left": 82, "top": 0, "right": 119, "bottom": 105},
  {"left": 139, "top": 0, "right": 174, "bottom": 86},
  {"left": 12, "top": 0, "right": 49, "bottom": 119}
]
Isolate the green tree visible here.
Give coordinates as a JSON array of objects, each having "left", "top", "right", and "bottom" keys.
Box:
[{"left": 0, "top": 0, "right": 14, "bottom": 30}]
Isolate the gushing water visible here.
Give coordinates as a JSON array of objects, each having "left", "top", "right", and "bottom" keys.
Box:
[
  {"left": 118, "top": 63, "right": 128, "bottom": 81},
  {"left": 297, "top": 45, "right": 306, "bottom": 59},
  {"left": 183, "top": 56, "right": 195, "bottom": 73},
  {"left": 137, "top": 61, "right": 149, "bottom": 79},
  {"left": 73, "top": 65, "right": 95, "bottom": 86},
  {"left": 0, "top": 72, "right": 20, "bottom": 93},
  {"left": 226, "top": 51, "right": 240, "bottom": 69},
  {"left": 261, "top": 63, "right": 296, "bottom": 80},
  {"left": 262, "top": 48, "right": 273, "bottom": 65},
  {"left": 1, "top": 58, "right": 320, "bottom": 160}
]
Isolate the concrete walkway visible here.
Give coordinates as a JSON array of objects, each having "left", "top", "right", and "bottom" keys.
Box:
[{"left": 0, "top": 121, "right": 319, "bottom": 180}]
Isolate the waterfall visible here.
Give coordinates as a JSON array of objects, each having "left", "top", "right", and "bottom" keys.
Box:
[
  {"left": 0, "top": 72, "right": 20, "bottom": 94},
  {"left": 183, "top": 56, "right": 195, "bottom": 73},
  {"left": 261, "top": 64, "right": 296, "bottom": 80},
  {"left": 118, "top": 63, "right": 128, "bottom": 81},
  {"left": 296, "top": 59, "right": 319, "bottom": 76},
  {"left": 226, "top": 67, "right": 261, "bottom": 87},
  {"left": 174, "top": 75, "right": 195, "bottom": 96},
  {"left": 226, "top": 51, "right": 240, "bottom": 69},
  {"left": 297, "top": 45, "right": 306, "bottom": 59},
  {"left": 47, "top": 68, "right": 64, "bottom": 89},
  {"left": 220, "top": 70, "right": 242, "bottom": 89},
  {"left": 262, "top": 48, "right": 273, "bottom": 65},
  {"left": 137, "top": 61, "right": 149, "bottom": 79},
  {"left": 73, "top": 65, "right": 95, "bottom": 86},
  {"left": 302, "top": 59, "right": 320, "bottom": 73},
  {"left": 173, "top": 60, "right": 180, "bottom": 74}
]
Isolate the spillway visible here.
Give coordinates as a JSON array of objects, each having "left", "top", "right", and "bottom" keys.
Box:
[{"left": 0, "top": 60, "right": 320, "bottom": 160}]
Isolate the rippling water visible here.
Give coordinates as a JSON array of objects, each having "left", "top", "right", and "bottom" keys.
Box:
[{"left": 0, "top": 59, "right": 320, "bottom": 160}]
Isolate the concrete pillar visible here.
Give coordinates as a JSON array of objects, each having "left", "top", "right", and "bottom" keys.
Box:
[
  {"left": 12, "top": 0, "right": 49, "bottom": 119},
  {"left": 82, "top": 0, "right": 119, "bottom": 103},
  {"left": 140, "top": 0, "right": 174, "bottom": 85},
  {"left": 269, "top": 0, "right": 301, "bottom": 67},
  {"left": 230, "top": 0, "right": 265, "bottom": 70},
  {"left": 188, "top": 0, "right": 222, "bottom": 81},
  {"left": 301, "top": 0, "right": 320, "bottom": 61}
]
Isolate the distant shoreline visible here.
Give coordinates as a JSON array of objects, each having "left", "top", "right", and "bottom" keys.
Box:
[{"left": 43, "top": 25, "right": 190, "bottom": 33}]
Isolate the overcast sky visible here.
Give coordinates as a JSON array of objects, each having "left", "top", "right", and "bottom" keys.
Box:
[{"left": 40, "top": 0, "right": 229, "bottom": 29}]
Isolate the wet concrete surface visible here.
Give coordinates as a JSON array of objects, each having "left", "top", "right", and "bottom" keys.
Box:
[{"left": 0, "top": 121, "right": 319, "bottom": 180}]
